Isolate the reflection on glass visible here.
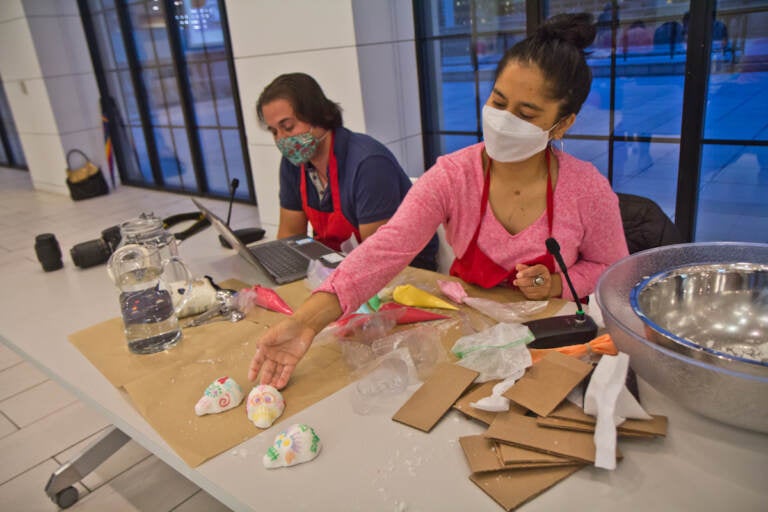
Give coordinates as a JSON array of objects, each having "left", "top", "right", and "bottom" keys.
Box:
[
  {"left": 612, "top": 141, "right": 679, "bottom": 220},
  {"left": 696, "top": 145, "right": 768, "bottom": 241}
]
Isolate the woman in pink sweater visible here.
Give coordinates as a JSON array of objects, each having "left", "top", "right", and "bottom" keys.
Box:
[{"left": 249, "top": 13, "right": 628, "bottom": 389}]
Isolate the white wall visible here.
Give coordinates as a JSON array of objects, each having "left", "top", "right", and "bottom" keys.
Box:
[
  {"left": 225, "top": 0, "right": 423, "bottom": 228},
  {"left": 0, "top": 0, "right": 105, "bottom": 196},
  {"left": 0, "top": 0, "right": 424, "bottom": 229}
]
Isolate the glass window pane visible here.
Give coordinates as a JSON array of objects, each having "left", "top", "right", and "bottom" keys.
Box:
[
  {"left": 415, "top": 0, "right": 472, "bottom": 38},
  {"left": 168, "top": 127, "right": 197, "bottom": 191},
  {"left": 439, "top": 38, "right": 478, "bottom": 132},
  {"left": 612, "top": 141, "right": 679, "bottom": 220},
  {"left": 188, "top": 62, "right": 217, "bottom": 127},
  {"left": 221, "top": 129, "right": 247, "bottom": 199},
  {"left": 104, "top": 9, "right": 127, "bottom": 67},
  {"left": 131, "top": 126, "right": 152, "bottom": 181},
  {"left": 696, "top": 145, "right": 768, "bottom": 241},
  {"left": 563, "top": 139, "right": 609, "bottom": 179},
  {"left": 211, "top": 60, "right": 236, "bottom": 127},
  {"left": 128, "top": 3, "right": 158, "bottom": 65},
  {"left": 704, "top": 10, "right": 768, "bottom": 141},
  {"left": 199, "top": 128, "right": 226, "bottom": 192},
  {"left": 141, "top": 68, "right": 170, "bottom": 126},
  {"left": 176, "top": 0, "right": 224, "bottom": 58},
  {"left": 117, "top": 70, "right": 141, "bottom": 125}
]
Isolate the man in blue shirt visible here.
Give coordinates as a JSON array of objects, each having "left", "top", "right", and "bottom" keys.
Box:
[{"left": 257, "top": 73, "right": 438, "bottom": 270}]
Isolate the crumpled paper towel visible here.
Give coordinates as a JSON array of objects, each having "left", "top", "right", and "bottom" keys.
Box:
[{"left": 584, "top": 352, "right": 651, "bottom": 470}]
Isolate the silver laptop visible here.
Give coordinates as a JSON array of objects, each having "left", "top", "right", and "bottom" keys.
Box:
[{"left": 191, "top": 198, "right": 342, "bottom": 284}]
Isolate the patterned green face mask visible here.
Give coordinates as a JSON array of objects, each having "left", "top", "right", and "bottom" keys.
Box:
[{"left": 276, "top": 131, "right": 321, "bottom": 166}]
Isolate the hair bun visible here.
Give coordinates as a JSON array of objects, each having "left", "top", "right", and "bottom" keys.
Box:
[{"left": 538, "top": 13, "right": 596, "bottom": 50}]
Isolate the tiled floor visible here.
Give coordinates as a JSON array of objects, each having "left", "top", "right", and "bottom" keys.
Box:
[{"left": 0, "top": 167, "right": 252, "bottom": 511}]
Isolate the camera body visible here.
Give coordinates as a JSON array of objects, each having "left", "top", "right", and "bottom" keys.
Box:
[{"left": 70, "top": 225, "right": 122, "bottom": 268}]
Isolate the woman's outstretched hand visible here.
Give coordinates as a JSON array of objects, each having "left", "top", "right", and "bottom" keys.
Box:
[
  {"left": 247, "top": 318, "right": 316, "bottom": 390},
  {"left": 247, "top": 291, "right": 343, "bottom": 390}
]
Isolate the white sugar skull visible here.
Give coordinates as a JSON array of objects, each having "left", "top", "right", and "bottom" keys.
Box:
[
  {"left": 263, "top": 423, "right": 321, "bottom": 469},
  {"left": 194, "top": 376, "right": 243, "bottom": 416},
  {"left": 246, "top": 384, "right": 285, "bottom": 428}
]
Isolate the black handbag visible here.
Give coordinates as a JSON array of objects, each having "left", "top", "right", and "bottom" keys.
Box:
[{"left": 65, "top": 149, "right": 109, "bottom": 201}]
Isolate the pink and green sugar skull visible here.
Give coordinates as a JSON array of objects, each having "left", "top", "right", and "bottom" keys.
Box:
[
  {"left": 194, "top": 376, "right": 243, "bottom": 416},
  {"left": 246, "top": 384, "right": 285, "bottom": 428}
]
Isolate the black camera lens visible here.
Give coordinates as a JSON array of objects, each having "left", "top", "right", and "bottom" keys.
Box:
[
  {"left": 34, "top": 233, "right": 63, "bottom": 272},
  {"left": 70, "top": 239, "right": 112, "bottom": 269}
]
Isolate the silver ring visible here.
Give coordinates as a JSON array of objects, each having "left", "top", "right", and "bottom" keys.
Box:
[{"left": 533, "top": 275, "right": 545, "bottom": 287}]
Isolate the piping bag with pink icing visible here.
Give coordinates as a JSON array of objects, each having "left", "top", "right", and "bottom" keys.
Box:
[{"left": 237, "top": 285, "right": 294, "bottom": 315}]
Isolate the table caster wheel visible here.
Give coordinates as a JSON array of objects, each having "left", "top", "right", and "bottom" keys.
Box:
[{"left": 54, "top": 486, "right": 79, "bottom": 509}]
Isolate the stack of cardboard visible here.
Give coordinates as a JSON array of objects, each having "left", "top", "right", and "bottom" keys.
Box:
[{"left": 393, "top": 352, "right": 667, "bottom": 511}]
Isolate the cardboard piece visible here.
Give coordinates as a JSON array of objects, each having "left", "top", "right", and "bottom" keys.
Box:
[
  {"left": 392, "top": 362, "right": 478, "bottom": 432},
  {"left": 459, "top": 435, "right": 507, "bottom": 473},
  {"left": 537, "top": 416, "right": 665, "bottom": 438},
  {"left": 453, "top": 380, "right": 528, "bottom": 426},
  {"left": 485, "top": 412, "right": 621, "bottom": 464},
  {"left": 469, "top": 465, "right": 584, "bottom": 511},
  {"left": 496, "top": 441, "right": 579, "bottom": 466},
  {"left": 503, "top": 351, "right": 593, "bottom": 417},
  {"left": 548, "top": 400, "right": 668, "bottom": 437}
]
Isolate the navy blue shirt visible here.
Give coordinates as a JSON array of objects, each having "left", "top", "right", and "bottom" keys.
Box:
[{"left": 279, "top": 127, "right": 438, "bottom": 270}]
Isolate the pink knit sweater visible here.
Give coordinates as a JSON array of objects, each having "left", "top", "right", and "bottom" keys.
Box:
[{"left": 318, "top": 143, "right": 628, "bottom": 315}]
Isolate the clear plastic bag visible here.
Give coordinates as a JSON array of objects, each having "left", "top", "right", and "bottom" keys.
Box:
[
  {"left": 462, "top": 297, "right": 548, "bottom": 323},
  {"left": 371, "top": 324, "right": 447, "bottom": 381},
  {"left": 349, "top": 347, "right": 419, "bottom": 415},
  {"left": 451, "top": 322, "right": 534, "bottom": 382},
  {"left": 305, "top": 258, "right": 336, "bottom": 290}
]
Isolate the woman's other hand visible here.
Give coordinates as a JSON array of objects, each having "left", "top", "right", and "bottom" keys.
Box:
[{"left": 514, "top": 263, "right": 559, "bottom": 300}]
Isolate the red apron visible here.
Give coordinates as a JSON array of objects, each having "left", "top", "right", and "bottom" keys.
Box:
[
  {"left": 299, "top": 132, "right": 361, "bottom": 251},
  {"left": 450, "top": 151, "right": 556, "bottom": 288}
]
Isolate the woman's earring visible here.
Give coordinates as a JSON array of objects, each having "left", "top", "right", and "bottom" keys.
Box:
[{"left": 558, "top": 139, "right": 564, "bottom": 152}]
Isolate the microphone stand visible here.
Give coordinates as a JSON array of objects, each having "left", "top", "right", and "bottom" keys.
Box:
[
  {"left": 522, "top": 237, "right": 598, "bottom": 348},
  {"left": 218, "top": 178, "right": 266, "bottom": 248}
]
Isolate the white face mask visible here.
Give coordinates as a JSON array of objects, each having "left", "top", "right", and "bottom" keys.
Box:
[{"left": 482, "top": 105, "right": 558, "bottom": 163}]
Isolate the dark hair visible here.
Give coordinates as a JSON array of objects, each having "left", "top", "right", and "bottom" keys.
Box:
[
  {"left": 256, "top": 73, "right": 343, "bottom": 130},
  {"left": 494, "top": 13, "right": 596, "bottom": 118}
]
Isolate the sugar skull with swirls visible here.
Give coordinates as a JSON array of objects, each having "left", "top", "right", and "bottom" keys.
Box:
[
  {"left": 246, "top": 384, "right": 285, "bottom": 428},
  {"left": 194, "top": 376, "right": 244, "bottom": 416},
  {"left": 263, "top": 423, "right": 322, "bottom": 468}
]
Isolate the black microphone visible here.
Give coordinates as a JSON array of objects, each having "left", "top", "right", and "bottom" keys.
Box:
[
  {"left": 217, "top": 178, "right": 265, "bottom": 249},
  {"left": 521, "top": 237, "right": 598, "bottom": 349},
  {"left": 224, "top": 178, "right": 239, "bottom": 226},
  {"left": 545, "top": 237, "right": 585, "bottom": 318}
]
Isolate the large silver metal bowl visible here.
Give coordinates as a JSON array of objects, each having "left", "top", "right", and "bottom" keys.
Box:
[
  {"left": 631, "top": 262, "right": 768, "bottom": 377},
  {"left": 595, "top": 242, "right": 768, "bottom": 433}
]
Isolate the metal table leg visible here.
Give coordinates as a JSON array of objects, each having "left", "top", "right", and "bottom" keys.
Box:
[{"left": 44, "top": 427, "right": 130, "bottom": 509}]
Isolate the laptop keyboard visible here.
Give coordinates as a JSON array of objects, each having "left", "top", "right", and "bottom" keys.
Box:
[{"left": 250, "top": 243, "right": 308, "bottom": 279}]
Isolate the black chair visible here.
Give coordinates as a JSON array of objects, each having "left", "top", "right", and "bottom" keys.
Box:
[{"left": 617, "top": 193, "right": 684, "bottom": 253}]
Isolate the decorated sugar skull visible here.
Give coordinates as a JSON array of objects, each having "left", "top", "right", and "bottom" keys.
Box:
[
  {"left": 246, "top": 384, "right": 285, "bottom": 428},
  {"left": 263, "top": 423, "right": 321, "bottom": 469},
  {"left": 194, "top": 376, "right": 243, "bottom": 416}
]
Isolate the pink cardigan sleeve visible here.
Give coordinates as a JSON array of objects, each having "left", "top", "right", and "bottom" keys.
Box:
[{"left": 316, "top": 157, "right": 459, "bottom": 315}]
